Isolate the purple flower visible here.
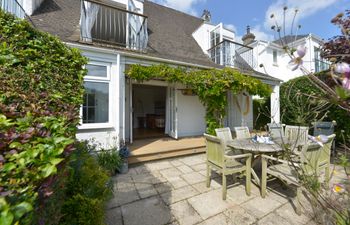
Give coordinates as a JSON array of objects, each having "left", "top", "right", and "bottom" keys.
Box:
[
  {"left": 296, "top": 45, "right": 307, "bottom": 58},
  {"left": 342, "top": 77, "right": 350, "bottom": 90},
  {"left": 335, "top": 62, "right": 350, "bottom": 74},
  {"left": 287, "top": 45, "right": 307, "bottom": 71}
]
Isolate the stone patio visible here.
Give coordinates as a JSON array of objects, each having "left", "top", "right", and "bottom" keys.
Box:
[{"left": 105, "top": 153, "right": 345, "bottom": 225}]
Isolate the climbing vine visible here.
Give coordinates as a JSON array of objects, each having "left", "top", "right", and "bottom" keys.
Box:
[{"left": 126, "top": 64, "right": 272, "bottom": 134}]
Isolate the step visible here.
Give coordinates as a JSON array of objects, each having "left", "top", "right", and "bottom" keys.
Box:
[{"left": 128, "top": 146, "right": 205, "bottom": 164}]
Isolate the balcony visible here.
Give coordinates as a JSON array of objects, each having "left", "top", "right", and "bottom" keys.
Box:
[
  {"left": 208, "top": 40, "right": 256, "bottom": 71},
  {"left": 314, "top": 59, "right": 330, "bottom": 73},
  {"left": 0, "top": 0, "right": 26, "bottom": 19},
  {"left": 80, "top": 0, "right": 148, "bottom": 52}
]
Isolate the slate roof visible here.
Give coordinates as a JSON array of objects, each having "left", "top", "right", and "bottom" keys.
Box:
[
  {"left": 273, "top": 35, "right": 308, "bottom": 46},
  {"left": 29, "top": 0, "right": 279, "bottom": 82},
  {"left": 30, "top": 0, "right": 220, "bottom": 68}
]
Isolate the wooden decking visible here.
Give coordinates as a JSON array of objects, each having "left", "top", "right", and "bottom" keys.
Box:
[{"left": 128, "top": 136, "right": 205, "bottom": 164}]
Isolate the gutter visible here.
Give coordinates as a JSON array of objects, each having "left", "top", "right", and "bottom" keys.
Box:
[{"left": 65, "top": 42, "right": 216, "bottom": 69}]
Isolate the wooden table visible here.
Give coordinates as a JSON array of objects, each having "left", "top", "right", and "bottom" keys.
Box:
[{"left": 227, "top": 138, "right": 287, "bottom": 186}]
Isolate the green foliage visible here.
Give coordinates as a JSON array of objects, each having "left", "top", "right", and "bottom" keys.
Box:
[
  {"left": 60, "top": 142, "right": 112, "bottom": 225},
  {"left": 280, "top": 72, "right": 350, "bottom": 141},
  {"left": 0, "top": 10, "right": 87, "bottom": 224},
  {"left": 97, "top": 148, "right": 122, "bottom": 175},
  {"left": 127, "top": 65, "right": 272, "bottom": 134},
  {"left": 34, "top": 141, "right": 113, "bottom": 225},
  {"left": 253, "top": 98, "right": 270, "bottom": 131}
]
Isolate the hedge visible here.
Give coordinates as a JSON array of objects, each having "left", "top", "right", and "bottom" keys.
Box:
[
  {"left": 280, "top": 71, "right": 350, "bottom": 141},
  {"left": 0, "top": 9, "right": 87, "bottom": 224}
]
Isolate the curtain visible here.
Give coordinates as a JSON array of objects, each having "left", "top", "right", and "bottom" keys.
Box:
[{"left": 80, "top": 1, "right": 100, "bottom": 42}]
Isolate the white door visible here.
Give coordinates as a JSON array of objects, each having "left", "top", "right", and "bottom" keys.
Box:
[{"left": 168, "top": 86, "right": 178, "bottom": 139}]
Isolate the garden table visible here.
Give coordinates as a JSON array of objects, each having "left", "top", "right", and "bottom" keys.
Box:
[{"left": 227, "top": 137, "right": 292, "bottom": 186}]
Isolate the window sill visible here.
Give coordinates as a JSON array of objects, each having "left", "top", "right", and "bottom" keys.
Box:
[{"left": 78, "top": 123, "right": 114, "bottom": 130}]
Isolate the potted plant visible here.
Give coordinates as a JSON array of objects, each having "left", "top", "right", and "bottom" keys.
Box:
[
  {"left": 96, "top": 147, "right": 122, "bottom": 176},
  {"left": 118, "top": 139, "right": 130, "bottom": 174}
]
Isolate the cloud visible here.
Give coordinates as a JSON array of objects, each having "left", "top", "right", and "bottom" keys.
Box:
[
  {"left": 151, "top": 0, "right": 206, "bottom": 16},
  {"left": 224, "top": 24, "right": 237, "bottom": 33},
  {"left": 264, "top": 0, "right": 338, "bottom": 34}
]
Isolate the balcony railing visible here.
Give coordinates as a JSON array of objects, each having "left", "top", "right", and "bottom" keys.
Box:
[
  {"left": 80, "top": 0, "right": 148, "bottom": 52},
  {"left": 208, "top": 40, "right": 256, "bottom": 71},
  {"left": 0, "top": 0, "right": 25, "bottom": 19},
  {"left": 314, "top": 59, "right": 330, "bottom": 73}
]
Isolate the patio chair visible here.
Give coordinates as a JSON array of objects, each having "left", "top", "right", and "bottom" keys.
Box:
[
  {"left": 215, "top": 127, "right": 233, "bottom": 151},
  {"left": 285, "top": 125, "right": 309, "bottom": 146},
  {"left": 234, "top": 126, "right": 250, "bottom": 139},
  {"left": 267, "top": 123, "right": 285, "bottom": 139},
  {"left": 318, "top": 134, "right": 336, "bottom": 186},
  {"left": 261, "top": 136, "right": 334, "bottom": 215},
  {"left": 312, "top": 121, "right": 336, "bottom": 155},
  {"left": 204, "top": 133, "right": 252, "bottom": 200}
]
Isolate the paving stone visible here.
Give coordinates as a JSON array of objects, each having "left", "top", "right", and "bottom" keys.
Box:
[
  {"left": 167, "top": 176, "right": 189, "bottom": 189},
  {"left": 170, "top": 159, "right": 184, "bottom": 167},
  {"left": 275, "top": 202, "right": 311, "bottom": 225},
  {"left": 223, "top": 205, "right": 257, "bottom": 225},
  {"left": 121, "top": 196, "right": 172, "bottom": 225},
  {"left": 160, "top": 167, "right": 182, "bottom": 179},
  {"left": 197, "top": 213, "right": 233, "bottom": 225},
  {"left": 170, "top": 200, "right": 202, "bottom": 225},
  {"left": 181, "top": 172, "right": 206, "bottom": 185},
  {"left": 126, "top": 167, "right": 138, "bottom": 175},
  {"left": 161, "top": 185, "right": 199, "bottom": 205},
  {"left": 226, "top": 185, "right": 256, "bottom": 205},
  {"left": 145, "top": 161, "right": 173, "bottom": 171},
  {"left": 107, "top": 184, "right": 140, "bottom": 208},
  {"left": 105, "top": 207, "right": 123, "bottom": 225},
  {"left": 241, "top": 196, "right": 283, "bottom": 219},
  {"left": 154, "top": 182, "right": 172, "bottom": 194},
  {"left": 192, "top": 181, "right": 220, "bottom": 193},
  {"left": 192, "top": 163, "right": 207, "bottom": 172},
  {"left": 187, "top": 190, "right": 235, "bottom": 220},
  {"left": 179, "top": 155, "right": 205, "bottom": 166},
  {"left": 133, "top": 164, "right": 151, "bottom": 174},
  {"left": 131, "top": 173, "right": 163, "bottom": 185},
  {"left": 134, "top": 182, "right": 158, "bottom": 199},
  {"left": 177, "top": 165, "right": 194, "bottom": 174},
  {"left": 257, "top": 212, "right": 292, "bottom": 225}
]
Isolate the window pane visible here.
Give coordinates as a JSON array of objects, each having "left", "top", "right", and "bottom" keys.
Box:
[
  {"left": 86, "top": 64, "right": 107, "bottom": 78},
  {"left": 83, "top": 82, "right": 109, "bottom": 123}
]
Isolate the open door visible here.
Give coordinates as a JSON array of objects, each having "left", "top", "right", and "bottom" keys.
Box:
[
  {"left": 168, "top": 86, "right": 178, "bottom": 139},
  {"left": 129, "top": 83, "right": 133, "bottom": 143}
]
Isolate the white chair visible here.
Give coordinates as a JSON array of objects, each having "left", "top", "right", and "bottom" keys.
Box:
[
  {"left": 234, "top": 127, "right": 250, "bottom": 139},
  {"left": 267, "top": 123, "right": 285, "bottom": 139}
]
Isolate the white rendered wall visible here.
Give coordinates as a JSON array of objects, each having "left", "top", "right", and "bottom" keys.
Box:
[
  {"left": 253, "top": 35, "right": 324, "bottom": 82},
  {"left": 270, "top": 85, "right": 280, "bottom": 123},
  {"left": 22, "top": 0, "right": 44, "bottom": 15},
  {"left": 193, "top": 22, "right": 235, "bottom": 55},
  {"left": 76, "top": 50, "right": 120, "bottom": 149},
  {"left": 176, "top": 91, "right": 206, "bottom": 137}
]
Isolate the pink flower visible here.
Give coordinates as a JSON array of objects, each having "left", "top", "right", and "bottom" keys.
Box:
[
  {"left": 335, "top": 62, "right": 350, "bottom": 74},
  {"left": 342, "top": 77, "right": 350, "bottom": 90},
  {"left": 296, "top": 45, "right": 307, "bottom": 58}
]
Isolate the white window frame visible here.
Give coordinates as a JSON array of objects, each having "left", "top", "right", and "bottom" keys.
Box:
[{"left": 79, "top": 61, "right": 113, "bottom": 129}]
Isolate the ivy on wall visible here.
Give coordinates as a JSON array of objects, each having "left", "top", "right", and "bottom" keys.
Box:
[{"left": 126, "top": 64, "right": 272, "bottom": 134}]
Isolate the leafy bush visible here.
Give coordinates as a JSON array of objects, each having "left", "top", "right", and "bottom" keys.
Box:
[
  {"left": 34, "top": 141, "right": 113, "bottom": 225},
  {"left": 97, "top": 148, "right": 122, "bottom": 175},
  {"left": 280, "top": 72, "right": 350, "bottom": 141},
  {"left": 0, "top": 9, "right": 87, "bottom": 224},
  {"left": 253, "top": 97, "right": 270, "bottom": 131}
]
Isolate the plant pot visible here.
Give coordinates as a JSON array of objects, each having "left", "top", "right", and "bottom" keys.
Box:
[{"left": 119, "top": 160, "right": 128, "bottom": 174}]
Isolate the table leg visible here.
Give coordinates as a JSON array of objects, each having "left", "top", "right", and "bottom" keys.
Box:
[{"left": 251, "top": 169, "right": 260, "bottom": 186}]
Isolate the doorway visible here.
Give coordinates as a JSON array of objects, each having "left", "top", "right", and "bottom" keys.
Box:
[{"left": 132, "top": 84, "right": 167, "bottom": 139}]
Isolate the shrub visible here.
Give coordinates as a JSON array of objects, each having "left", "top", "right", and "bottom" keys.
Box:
[
  {"left": 280, "top": 72, "right": 350, "bottom": 142},
  {"left": 97, "top": 148, "right": 122, "bottom": 175},
  {"left": 253, "top": 97, "right": 270, "bottom": 131},
  {"left": 0, "top": 9, "right": 87, "bottom": 224}
]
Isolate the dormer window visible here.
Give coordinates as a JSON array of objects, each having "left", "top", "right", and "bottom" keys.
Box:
[{"left": 273, "top": 50, "right": 278, "bottom": 65}]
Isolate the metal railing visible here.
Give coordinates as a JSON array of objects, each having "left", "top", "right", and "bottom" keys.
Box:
[
  {"left": 208, "top": 40, "right": 256, "bottom": 71},
  {"left": 0, "top": 0, "right": 25, "bottom": 18},
  {"left": 314, "top": 59, "right": 330, "bottom": 73},
  {"left": 80, "top": 0, "right": 148, "bottom": 52}
]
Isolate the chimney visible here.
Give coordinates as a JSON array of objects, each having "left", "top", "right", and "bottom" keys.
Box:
[
  {"left": 201, "top": 10, "right": 211, "bottom": 22},
  {"left": 241, "top": 25, "right": 256, "bottom": 45}
]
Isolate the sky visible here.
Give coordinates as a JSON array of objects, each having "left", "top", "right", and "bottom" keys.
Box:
[{"left": 151, "top": 0, "right": 350, "bottom": 42}]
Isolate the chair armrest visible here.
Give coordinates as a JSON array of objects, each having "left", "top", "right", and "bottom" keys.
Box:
[{"left": 224, "top": 153, "right": 252, "bottom": 160}]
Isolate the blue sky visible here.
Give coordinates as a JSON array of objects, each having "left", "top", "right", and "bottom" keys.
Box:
[{"left": 151, "top": 0, "right": 349, "bottom": 41}]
